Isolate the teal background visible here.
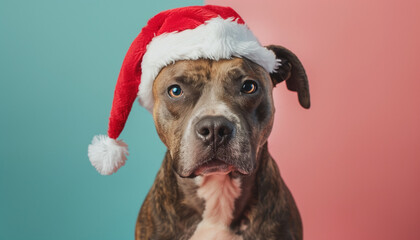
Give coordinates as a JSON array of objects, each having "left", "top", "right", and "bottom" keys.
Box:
[{"left": 0, "top": 0, "right": 202, "bottom": 239}]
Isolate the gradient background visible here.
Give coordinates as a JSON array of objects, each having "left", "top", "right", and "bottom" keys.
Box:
[{"left": 1, "top": 0, "right": 419, "bottom": 239}]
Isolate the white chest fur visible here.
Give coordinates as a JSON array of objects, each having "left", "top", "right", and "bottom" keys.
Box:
[{"left": 189, "top": 174, "right": 242, "bottom": 240}]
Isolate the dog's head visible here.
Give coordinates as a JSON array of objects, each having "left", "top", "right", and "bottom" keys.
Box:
[{"left": 151, "top": 45, "right": 310, "bottom": 178}]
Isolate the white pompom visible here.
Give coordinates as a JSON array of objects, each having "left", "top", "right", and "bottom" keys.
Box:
[{"left": 88, "top": 135, "right": 129, "bottom": 175}]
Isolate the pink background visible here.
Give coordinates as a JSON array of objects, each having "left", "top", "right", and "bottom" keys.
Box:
[{"left": 207, "top": 0, "right": 420, "bottom": 239}]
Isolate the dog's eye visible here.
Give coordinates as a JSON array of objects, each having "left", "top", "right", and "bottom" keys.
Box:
[
  {"left": 241, "top": 80, "right": 258, "bottom": 94},
  {"left": 168, "top": 85, "right": 184, "bottom": 98}
]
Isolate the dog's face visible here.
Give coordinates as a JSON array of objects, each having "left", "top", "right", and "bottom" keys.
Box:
[{"left": 151, "top": 46, "right": 310, "bottom": 178}]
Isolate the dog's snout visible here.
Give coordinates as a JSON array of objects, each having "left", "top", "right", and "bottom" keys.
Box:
[{"left": 195, "top": 116, "right": 235, "bottom": 146}]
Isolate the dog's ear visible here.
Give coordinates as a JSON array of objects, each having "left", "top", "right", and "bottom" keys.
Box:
[{"left": 266, "top": 45, "right": 310, "bottom": 109}]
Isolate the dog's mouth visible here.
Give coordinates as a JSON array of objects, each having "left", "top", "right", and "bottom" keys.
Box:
[
  {"left": 193, "top": 159, "right": 235, "bottom": 176},
  {"left": 190, "top": 158, "right": 251, "bottom": 177}
]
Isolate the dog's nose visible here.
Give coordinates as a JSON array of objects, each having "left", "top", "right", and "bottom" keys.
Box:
[{"left": 195, "top": 116, "right": 235, "bottom": 145}]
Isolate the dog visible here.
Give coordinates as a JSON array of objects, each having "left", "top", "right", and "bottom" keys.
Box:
[{"left": 135, "top": 45, "right": 310, "bottom": 240}]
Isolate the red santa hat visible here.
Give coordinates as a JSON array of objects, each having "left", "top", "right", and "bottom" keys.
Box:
[{"left": 88, "top": 5, "right": 279, "bottom": 175}]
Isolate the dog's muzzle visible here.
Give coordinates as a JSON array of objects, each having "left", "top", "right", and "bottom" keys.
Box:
[{"left": 188, "top": 116, "right": 247, "bottom": 177}]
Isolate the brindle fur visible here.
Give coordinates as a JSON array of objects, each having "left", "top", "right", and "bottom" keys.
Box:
[{"left": 135, "top": 46, "right": 309, "bottom": 240}]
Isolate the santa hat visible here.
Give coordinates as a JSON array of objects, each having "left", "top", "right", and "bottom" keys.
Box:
[{"left": 88, "top": 5, "right": 279, "bottom": 175}]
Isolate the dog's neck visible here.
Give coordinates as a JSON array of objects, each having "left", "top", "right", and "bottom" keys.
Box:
[
  {"left": 170, "top": 143, "right": 270, "bottom": 236},
  {"left": 188, "top": 174, "right": 242, "bottom": 240}
]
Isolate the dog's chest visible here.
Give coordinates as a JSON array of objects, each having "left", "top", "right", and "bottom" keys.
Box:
[{"left": 189, "top": 175, "right": 243, "bottom": 240}]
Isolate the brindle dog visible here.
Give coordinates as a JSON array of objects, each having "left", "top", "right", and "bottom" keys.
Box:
[{"left": 135, "top": 45, "right": 310, "bottom": 240}]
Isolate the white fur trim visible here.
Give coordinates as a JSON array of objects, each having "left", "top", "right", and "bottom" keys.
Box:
[
  {"left": 138, "top": 17, "right": 279, "bottom": 112},
  {"left": 88, "top": 135, "right": 128, "bottom": 175}
]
